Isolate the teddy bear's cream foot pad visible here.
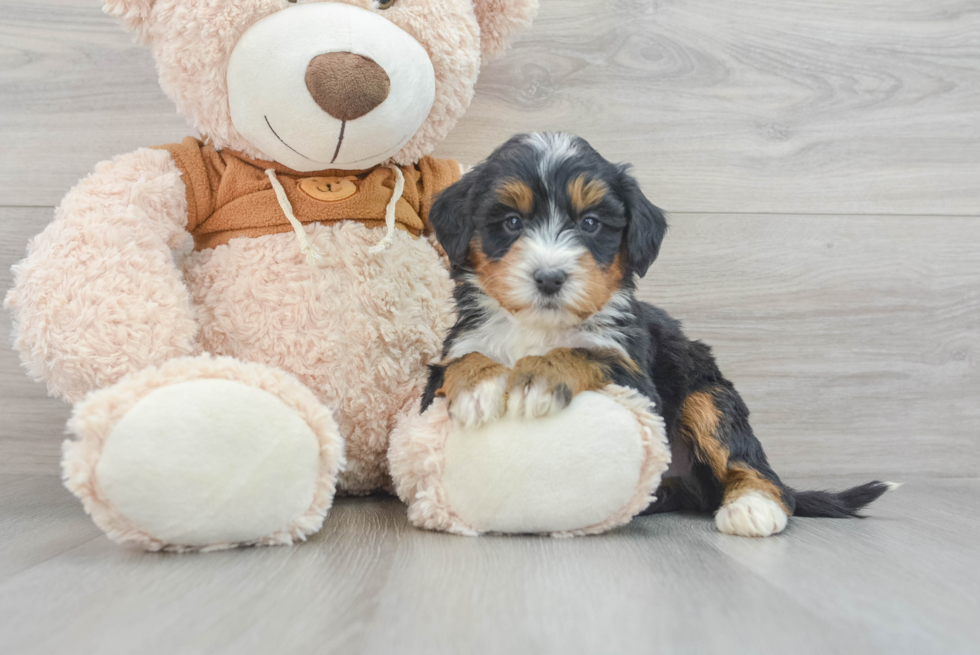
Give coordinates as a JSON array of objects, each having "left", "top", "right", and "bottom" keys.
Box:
[
  {"left": 62, "top": 356, "right": 345, "bottom": 551},
  {"left": 390, "top": 386, "right": 670, "bottom": 536}
]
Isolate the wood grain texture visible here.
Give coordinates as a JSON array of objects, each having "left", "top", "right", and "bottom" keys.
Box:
[
  {"left": 0, "top": 208, "right": 72, "bottom": 475},
  {"left": 1, "top": 0, "right": 979, "bottom": 213},
  {"left": 0, "top": 475, "right": 101, "bottom": 581},
  {"left": 443, "top": 0, "right": 980, "bottom": 215},
  {"left": 3, "top": 207, "right": 977, "bottom": 478},
  {"left": 641, "top": 213, "right": 980, "bottom": 478},
  {"left": 0, "top": 475, "right": 977, "bottom": 655}
]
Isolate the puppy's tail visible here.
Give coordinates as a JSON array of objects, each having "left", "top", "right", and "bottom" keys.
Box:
[{"left": 791, "top": 481, "right": 900, "bottom": 518}]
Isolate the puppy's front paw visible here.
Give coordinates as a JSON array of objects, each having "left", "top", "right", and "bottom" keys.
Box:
[
  {"left": 448, "top": 374, "right": 509, "bottom": 429},
  {"left": 439, "top": 353, "right": 510, "bottom": 429},
  {"left": 506, "top": 358, "right": 574, "bottom": 420},
  {"left": 715, "top": 491, "right": 789, "bottom": 537}
]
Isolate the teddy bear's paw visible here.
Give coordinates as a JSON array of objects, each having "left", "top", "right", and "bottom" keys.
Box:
[
  {"left": 715, "top": 491, "right": 789, "bottom": 538},
  {"left": 506, "top": 373, "right": 573, "bottom": 420},
  {"left": 448, "top": 374, "right": 509, "bottom": 429},
  {"left": 62, "top": 356, "right": 344, "bottom": 551}
]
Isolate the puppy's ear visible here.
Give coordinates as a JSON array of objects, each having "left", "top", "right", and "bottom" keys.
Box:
[
  {"left": 429, "top": 173, "right": 478, "bottom": 268},
  {"left": 619, "top": 169, "right": 667, "bottom": 278}
]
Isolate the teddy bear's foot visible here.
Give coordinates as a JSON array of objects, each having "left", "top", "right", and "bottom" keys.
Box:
[
  {"left": 62, "top": 355, "right": 344, "bottom": 551},
  {"left": 390, "top": 386, "right": 672, "bottom": 536}
]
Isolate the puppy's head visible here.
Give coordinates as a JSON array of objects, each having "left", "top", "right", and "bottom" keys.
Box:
[{"left": 430, "top": 132, "right": 667, "bottom": 328}]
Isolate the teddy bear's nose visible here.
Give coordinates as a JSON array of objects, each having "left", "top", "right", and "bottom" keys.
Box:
[{"left": 305, "top": 52, "right": 391, "bottom": 121}]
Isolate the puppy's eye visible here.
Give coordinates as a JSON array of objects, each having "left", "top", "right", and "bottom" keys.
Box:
[
  {"left": 503, "top": 214, "right": 525, "bottom": 233},
  {"left": 580, "top": 215, "right": 601, "bottom": 234},
  {"left": 377, "top": 0, "right": 397, "bottom": 8}
]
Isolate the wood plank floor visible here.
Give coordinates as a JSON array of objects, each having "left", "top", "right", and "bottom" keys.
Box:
[{"left": 0, "top": 474, "right": 977, "bottom": 655}]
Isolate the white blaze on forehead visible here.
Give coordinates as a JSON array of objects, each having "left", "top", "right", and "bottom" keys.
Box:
[
  {"left": 523, "top": 216, "right": 584, "bottom": 274},
  {"left": 526, "top": 132, "right": 579, "bottom": 179}
]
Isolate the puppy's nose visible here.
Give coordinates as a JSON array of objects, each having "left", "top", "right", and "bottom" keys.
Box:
[
  {"left": 534, "top": 269, "right": 568, "bottom": 296},
  {"left": 305, "top": 52, "right": 391, "bottom": 121}
]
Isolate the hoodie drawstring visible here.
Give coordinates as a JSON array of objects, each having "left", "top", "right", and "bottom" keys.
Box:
[{"left": 265, "top": 165, "right": 405, "bottom": 265}]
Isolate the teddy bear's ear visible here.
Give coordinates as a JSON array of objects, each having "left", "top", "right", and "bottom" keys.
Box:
[
  {"left": 103, "top": 0, "right": 156, "bottom": 39},
  {"left": 473, "top": 0, "right": 539, "bottom": 60}
]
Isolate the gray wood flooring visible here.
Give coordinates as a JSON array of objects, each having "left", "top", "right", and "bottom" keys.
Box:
[
  {"left": 1, "top": 0, "right": 978, "bottom": 652},
  {"left": 0, "top": 474, "right": 978, "bottom": 655}
]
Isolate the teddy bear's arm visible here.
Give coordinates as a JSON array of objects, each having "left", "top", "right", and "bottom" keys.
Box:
[{"left": 5, "top": 148, "right": 198, "bottom": 403}]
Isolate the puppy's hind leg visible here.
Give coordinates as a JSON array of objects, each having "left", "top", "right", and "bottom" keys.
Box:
[{"left": 680, "top": 386, "right": 793, "bottom": 537}]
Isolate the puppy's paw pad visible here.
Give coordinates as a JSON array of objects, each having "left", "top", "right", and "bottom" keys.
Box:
[
  {"left": 448, "top": 375, "right": 508, "bottom": 428},
  {"left": 715, "top": 491, "right": 788, "bottom": 537}
]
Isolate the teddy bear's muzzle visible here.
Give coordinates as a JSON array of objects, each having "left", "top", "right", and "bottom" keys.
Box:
[{"left": 305, "top": 52, "right": 391, "bottom": 122}]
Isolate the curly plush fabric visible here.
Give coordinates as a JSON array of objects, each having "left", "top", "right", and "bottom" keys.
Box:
[
  {"left": 4, "top": 148, "right": 197, "bottom": 402},
  {"left": 5, "top": 150, "right": 454, "bottom": 492},
  {"left": 181, "top": 221, "right": 454, "bottom": 491},
  {"left": 473, "top": 0, "right": 539, "bottom": 59}
]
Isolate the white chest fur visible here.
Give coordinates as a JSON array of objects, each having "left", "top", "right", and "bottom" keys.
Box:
[{"left": 446, "top": 293, "right": 632, "bottom": 367}]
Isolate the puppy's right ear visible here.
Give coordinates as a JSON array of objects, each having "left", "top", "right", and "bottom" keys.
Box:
[{"left": 429, "top": 173, "right": 478, "bottom": 268}]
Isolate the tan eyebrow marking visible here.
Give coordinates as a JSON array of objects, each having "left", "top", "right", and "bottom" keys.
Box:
[
  {"left": 568, "top": 175, "right": 608, "bottom": 213},
  {"left": 497, "top": 179, "right": 534, "bottom": 214}
]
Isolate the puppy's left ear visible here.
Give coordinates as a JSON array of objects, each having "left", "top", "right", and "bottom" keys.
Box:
[
  {"left": 429, "top": 173, "right": 478, "bottom": 268},
  {"left": 619, "top": 169, "right": 668, "bottom": 278}
]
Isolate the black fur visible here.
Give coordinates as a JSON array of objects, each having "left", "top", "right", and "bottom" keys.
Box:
[
  {"left": 429, "top": 133, "right": 666, "bottom": 281},
  {"left": 425, "top": 132, "right": 894, "bottom": 524},
  {"left": 793, "top": 482, "right": 893, "bottom": 518}
]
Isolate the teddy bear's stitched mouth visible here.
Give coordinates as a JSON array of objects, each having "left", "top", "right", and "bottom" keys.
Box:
[
  {"left": 263, "top": 114, "right": 412, "bottom": 168},
  {"left": 264, "top": 115, "right": 347, "bottom": 165},
  {"left": 264, "top": 115, "right": 317, "bottom": 163}
]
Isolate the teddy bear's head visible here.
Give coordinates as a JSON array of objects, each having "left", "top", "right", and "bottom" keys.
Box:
[{"left": 105, "top": 0, "right": 537, "bottom": 171}]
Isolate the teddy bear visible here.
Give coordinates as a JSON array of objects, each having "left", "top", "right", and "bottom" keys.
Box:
[{"left": 5, "top": 0, "right": 543, "bottom": 551}]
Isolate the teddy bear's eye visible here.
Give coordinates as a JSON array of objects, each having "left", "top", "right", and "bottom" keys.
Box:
[{"left": 377, "top": 0, "right": 398, "bottom": 8}]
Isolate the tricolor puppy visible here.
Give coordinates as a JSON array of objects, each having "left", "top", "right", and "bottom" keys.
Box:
[{"left": 422, "top": 132, "right": 897, "bottom": 538}]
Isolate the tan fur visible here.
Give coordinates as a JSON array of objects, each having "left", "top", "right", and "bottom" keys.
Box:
[
  {"left": 680, "top": 390, "right": 789, "bottom": 512},
  {"left": 680, "top": 391, "right": 728, "bottom": 479},
  {"left": 437, "top": 352, "right": 510, "bottom": 405},
  {"left": 509, "top": 348, "right": 613, "bottom": 405},
  {"left": 469, "top": 239, "right": 527, "bottom": 313},
  {"left": 568, "top": 251, "right": 624, "bottom": 319},
  {"left": 723, "top": 464, "right": 790, "bottom": 512},
  {"left": 568, "top": 175, "right": 608, "bottom": 214},
  {"left": 498, "top": 179, "right": 534, "bottom": 214}
]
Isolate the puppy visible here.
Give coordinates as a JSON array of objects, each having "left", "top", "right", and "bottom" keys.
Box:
[{"left": 422, "top": 132, "right": 896, "bottom": 537}]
